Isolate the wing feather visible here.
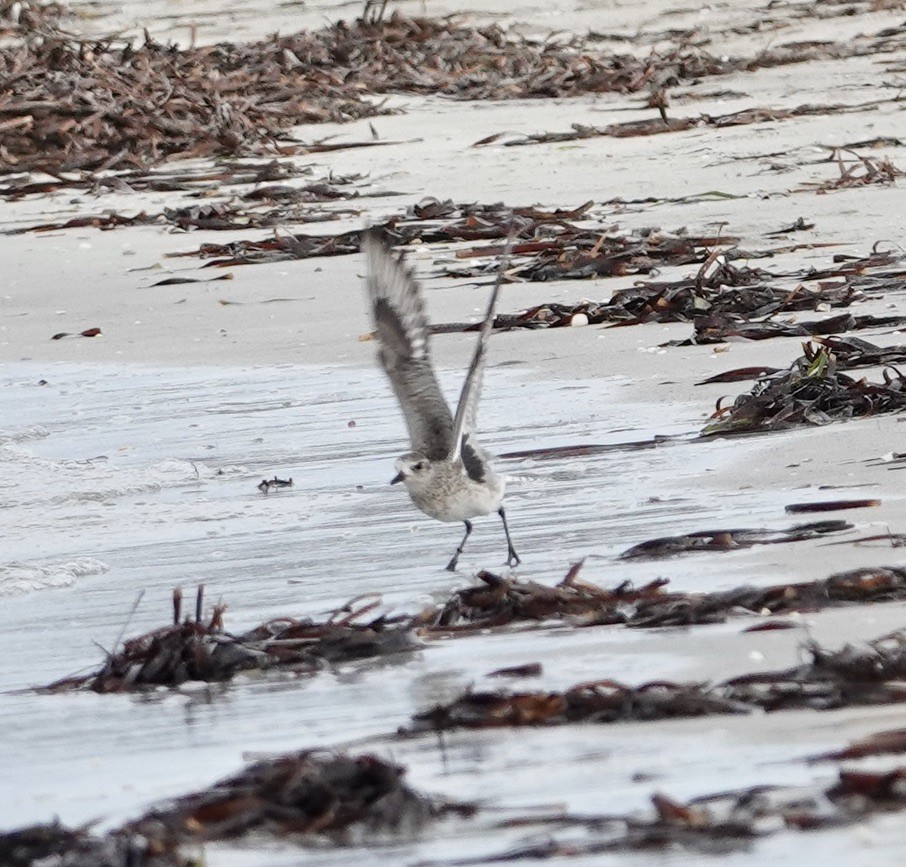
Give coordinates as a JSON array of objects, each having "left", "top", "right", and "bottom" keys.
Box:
[
  {"left": 363, "top": 230, "right": 454, "bottom": 460},
  {"left": 449, "top": 229, "right": 514, "bottom": 463}
]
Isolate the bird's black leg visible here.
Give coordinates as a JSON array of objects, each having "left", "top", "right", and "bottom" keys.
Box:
[
  {"left": 498, "top": 507, "right": 521, "bottom": 566},
  {"left": 446, "top": 520, "right": 473, "bottom": 572}
]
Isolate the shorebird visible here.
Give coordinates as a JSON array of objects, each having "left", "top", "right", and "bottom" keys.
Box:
[{"left": 363, "top": 229, "right": 520, "bottom": 571}]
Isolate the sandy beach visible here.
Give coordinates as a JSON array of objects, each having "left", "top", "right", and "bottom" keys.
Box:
[{"left": 2, "top": 0, "right": 906, "bottom": 863}]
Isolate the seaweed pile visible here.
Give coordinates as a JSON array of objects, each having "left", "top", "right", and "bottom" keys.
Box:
[
  {"left": 0, "top": 12, "right": 732, "bottom": 175},
  {"left": 421, "top": 563, "right": 906, "bottom": 632},
  {"left": 4, "top": 5, "right": 903, "bottom": 175},
  {"left": 42, "top": 588, "right": 415, "bottom": 693},
  {"left": 407, "top": 630, "right": 906, "bottom": 732},
  {"left": 430, "top": 765, "right": 906, "bottom": 863},
  {"left": 0, "top": 751, "right": 473, "bottom": 866},
  {"left": 127, "top": 750, "right": 472, "bottom": 845},
  {"left": 703, "top": 345, "right": 906, "bottom": 436}
]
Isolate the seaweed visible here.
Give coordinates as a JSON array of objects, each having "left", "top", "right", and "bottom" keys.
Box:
[
  {"left": 421, "top": 563, "right": 906, "bottom": 633},
  {"left": 619, "top": 519, "right": 849, "bottom": 559},
  {"left": 0, "top": 751, "right": 474, "bottom": 865},
  {"left": 407, "top": 630, "right": 906, "bottom": 733},
  {"left": 703, "top": 345, "right": 906, "bottom": 436},
  {"left": 41, "top": 587, "right": 416, "bottom": 693}
]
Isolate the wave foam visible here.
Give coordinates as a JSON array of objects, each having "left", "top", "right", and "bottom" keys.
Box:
[{"left": 0, "top": 557, "right": 110, "bottom": 596}]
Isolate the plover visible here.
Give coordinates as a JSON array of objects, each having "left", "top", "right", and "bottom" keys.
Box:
[{"left": 363, "top": 230, "right": 520, "bottom": 571}]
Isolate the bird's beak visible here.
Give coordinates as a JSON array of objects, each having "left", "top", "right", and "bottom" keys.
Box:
[{"left": 390, "top": 471, "right": 405, "bottom": 485}]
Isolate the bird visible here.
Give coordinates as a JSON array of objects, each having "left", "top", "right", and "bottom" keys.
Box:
[{"left": 362, "top": 229, "right": 520, "bottom": 572}]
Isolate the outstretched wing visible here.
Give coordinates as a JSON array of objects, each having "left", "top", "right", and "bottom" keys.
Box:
[
  {"left": 449, "top": 230, "right": 514, "bottom": 465},
  {"left": 363, "top": 230, "right": 454, "bottom": 461}
]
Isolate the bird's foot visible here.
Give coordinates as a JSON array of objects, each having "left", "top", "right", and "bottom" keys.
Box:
[
  {"left": 445, "top": 556, "right": 459, "bottom": 572},
  {"left": 506, "top": 549, "right": 521, "bottom": 567}
]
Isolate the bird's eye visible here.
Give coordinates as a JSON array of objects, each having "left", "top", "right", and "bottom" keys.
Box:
[{"left": 414, "top": 462, "right": 425, "bottom": 471}]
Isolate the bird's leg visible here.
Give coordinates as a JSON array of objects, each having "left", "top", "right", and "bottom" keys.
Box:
[
  {"left": 498, "top": 507, "right": 521, "bottom": 566},
  {"left": 446, "top": 520, "right": 473, "bottom": 572}
]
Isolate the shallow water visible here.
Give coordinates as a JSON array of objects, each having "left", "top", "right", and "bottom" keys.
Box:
[{"left": 1, "top": 360, "right": 901, "bottom": 862}]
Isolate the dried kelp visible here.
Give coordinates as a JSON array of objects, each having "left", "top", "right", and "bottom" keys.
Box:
[
  {"left": 803, "top": 148, "right": 905, "bottom": 192},
  {"left": 808, "top": 727, "right": 906, "bottom": 763},
  {"left": 703, "top": 345, "right": 906, "bottom": 436},
  {"left": 171, "top": 200, "right": 906, "bottom": 341},
  {"left": 811, "top": 335, "right": 906, "bottom": 369},
  {"left": 0, "top": 14, "right": 738, "bottom": 175},
  {"left": 41, "top": 588, "right": 415, "bottom": 693},
  {"left": 408, "top": 680, "right": 748, "bottom": 733},
  {"left": 125, "top": 750, "right": 472, "bottom": 846},
  {"left": 4, "top": 6, "right": 905, "bottom": 174},
  {"left": 444, "top": 240, "right": 902, "bottom": 331},
  {"left": 5, "top": 171, "right": 385, "bottom": 231},
  {"left": 7, "top": 200, "right": 362, "bottom": 235},
  {"left": 421, "top": 564, "right": 906, "bottom": 634},
  {"left": 499, "top": 435, "right": 678, "bottom": 461},
  {"left": 408, "top": 630, "right": 906, "bottom": 733},
  {"left": 0, "top": 751, "right": 472, "bottom": 866},
  {"left": 479, "top": 98, "right": 905, "bottom": 148},
  {"left": 619, "top": 519, "right": 849, "bottom": 559},
  {"left": 699, "top": 336, "right": 906, "bottom": 386},
  {"left": 681, "top": 311, "right": 906, "bottom": 345},
  {"left": 2, "top": 158, "right": 325, "bottom": 200},
  {"left": 179, "top": 205, "right": 742, "bottom": 273},
  {"left": 784, "top": 499, "right": 879, "bottom": 514},
  {"left": 432, "top": 766, "right": 906, "bottom": 864},
  {"left": 723, "top": 630, "right": 906, "bottom": 712}
]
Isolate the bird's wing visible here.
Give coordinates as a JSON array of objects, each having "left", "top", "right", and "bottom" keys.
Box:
[
  {"left": 363, "top": 230, "right": 455, "bottom": 461},
  {"left": 449, "top": 230, "right": 514, "bottom": 464}
]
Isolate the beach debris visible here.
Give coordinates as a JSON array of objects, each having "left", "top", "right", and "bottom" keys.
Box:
[
  {"left": 0, "top": 751, "right": 473, "bottom": 865},
  {"left": 804, "top": 148, "right": 905, "bottom": 192},
  {"left": 408, "top": 630, "right": 906, "bottom": 734},
  {"left": 258, "top": 476, "right": 294, "bottom": 493},
  {"left": 420, "top": 563, "right": 906, "bottom": 634},
  {"left": 679, "top": 311, "right": 906, "bottom": 345},
  {"left": 697, "top": 366, "right": 783, "bottom": 385},
  {"left": 2, "top": 158, "right": 313, "bottom": 200},
  {"left": 124, "top": 750, "right": 473, "bottom": 846},
  {"left": 0, "top": 821, "right": 148, "bottom": 867},
  {"left": 476, "top": 98, "right": 904, "bottom": 148},
  {"left": 499, "top": 435, "right": 679, "bottom": 461},
  {"left": 430, "top": 765, "right": 906, "bottom": 864},
  {"left": 40, "top": 587, "right": 415, "bottom": 693},
  {"left": 784, "top": 499, "right": 880, "bottom": 514},
  {"left": 7, "top": 202, "right": 360, "bottom": 234},
  {"left": 0, "top": 12, "right": 764, "bottom": 176},
  {"left": 619, "top": 519, "right": 849, "bottom": 559},
  {"left": 3, "top": 4, "right": 903, "bottom": 177},
  {"left": 722, "top": 629, "right": 906, "bottom": 712},
  {"left": 5, "top": 172, "right": 385, "bottom": 231},
  {"left": 14, "top": 761, "right": 906, "bottom": 864},
  {"left": 810, "top": 335, "right": 906, "bottom": 370},
  {"left": 741, "top": 620, "right": 798, "bottom": 633},
  {"left": 149, "top": 274, "right": 234, "bottom": 287},
  {"left": 765, "top": 217, "right": 815, "bottom": 236},
  {"left": 808, "top": 727, "right": 906, "bottom": 763},
  {"left": 699, "top": 336, "right": 906, "bottom": 385},
  {"left": 702, "top": 345, "right": 906, "bottom": 436},
  {"left": 406, "top": 681, "right": 748, "bottom": 733},
  {"left": 486, "top": 663, "right": 544, "bottom": 679},
  {"left": 50, "top": 327, "right": 102, "bottom": 340}
]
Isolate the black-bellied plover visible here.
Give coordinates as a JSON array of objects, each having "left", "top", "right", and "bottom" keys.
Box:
[{"left": 363, "top": 230, "right": 520, "bottom": 571}]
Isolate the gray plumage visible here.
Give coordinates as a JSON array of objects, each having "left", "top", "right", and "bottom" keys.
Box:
[{"left": 363, "top": 230, "right": 520, "bottom": 571}]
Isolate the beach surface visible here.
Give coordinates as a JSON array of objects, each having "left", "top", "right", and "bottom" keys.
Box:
[{"left": 2, "top": 0, "right": 906, "bottom": 863}]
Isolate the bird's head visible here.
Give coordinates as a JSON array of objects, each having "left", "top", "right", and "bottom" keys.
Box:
[{"left": 391, "top": 452, "right": 433, "bottom": 489}]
